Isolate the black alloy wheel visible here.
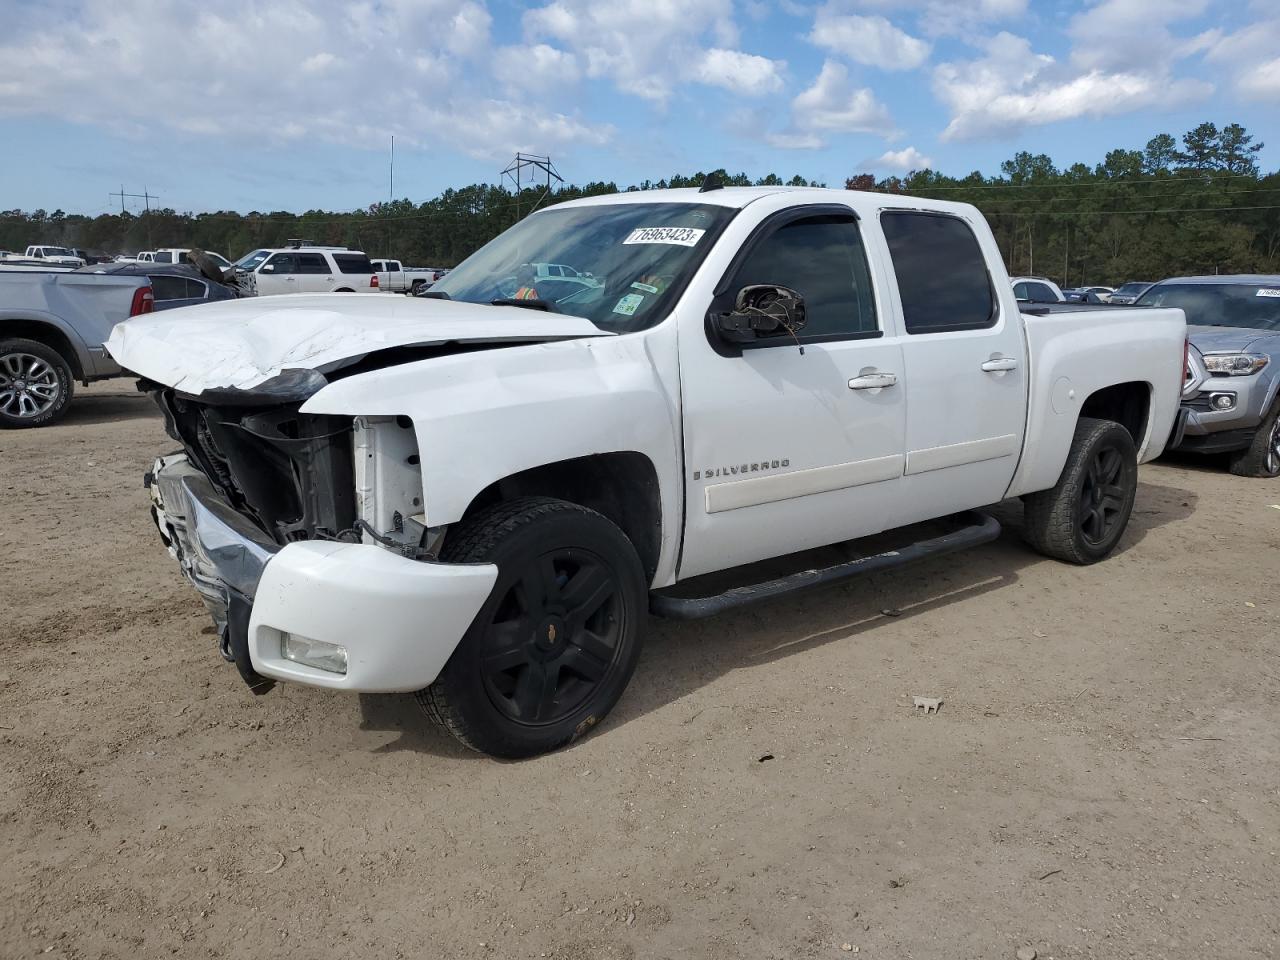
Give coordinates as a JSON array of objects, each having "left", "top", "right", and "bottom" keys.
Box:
[
  {"left": 1078, "top": 444, "right": 1129, "bottom": 545},
  {"left": 480, "top": 547, "right": 624, "bottom": 725}
]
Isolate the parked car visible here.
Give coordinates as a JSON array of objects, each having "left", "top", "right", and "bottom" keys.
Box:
[
  {"left": 1010, "top": 276, "right": 1065, "bottom": 303},
  {"left": 1137, "top": 276, "right": 1280, "bottom": 477},
  {"left": 1064, "top": 285, "right": 1114, "bottom": 303},
  {"left": 1109, "top": 281, "right": 1155, "bottom": 305},
  {"left": 77, "top": 262, "right": 238, "bottom": 311},
  {"left": 371, "top": 259, "right": 440, "bottom": 294},
  {"left": 232, "top": 246, "right": 379, "bottom": 296},
  {"left": 109, "top": 186, "right": 1185, "bottom": 757},
  {"left": 24, "top": 245, "right": 85, "bottom": 267},
  {"left": 1, "top": 270, "right": 154, "bottom": 427}
]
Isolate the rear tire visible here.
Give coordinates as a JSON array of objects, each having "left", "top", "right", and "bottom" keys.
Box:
[
  {"left": 418, "top": 497, "right": 647, "bottom": 758},
  {"left": 1227, "top": 401, "right": 1280, "bottom": 478},
  {"left": 0, "top": 338, "right": 74, "bottom": 429},
  {"left": 1023, "top": 417, "right": 1138, "bottom": 564}
]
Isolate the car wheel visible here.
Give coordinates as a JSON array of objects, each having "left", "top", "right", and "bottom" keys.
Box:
[
  {"left": 1227, "top": 401, "right": 1280, "bottom": 478},
  {"left": 410, "top": 280, "right": 425, "bottom": 295},
  {"left": 418, "top": 497, "right": 647, "bottom": 759},
  {"left": 0, "top": 338, "right": 75, "bottom": 429},
  {"left": 1022, "top": 417, "right": 1138, "bottom": 564}
]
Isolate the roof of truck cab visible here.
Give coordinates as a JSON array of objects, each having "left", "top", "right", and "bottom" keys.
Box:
[{"left": 550, "top": 186, "right": 979, "bottom": 216}]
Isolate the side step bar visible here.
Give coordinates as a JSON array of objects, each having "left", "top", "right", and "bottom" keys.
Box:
[{"left": 649, "top": 511, "right": 1001, "bottom": 621}]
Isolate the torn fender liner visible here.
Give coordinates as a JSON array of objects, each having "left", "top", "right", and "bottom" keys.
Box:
[{"left": 106, "top": 293, "right": 609, "bottom": 395}]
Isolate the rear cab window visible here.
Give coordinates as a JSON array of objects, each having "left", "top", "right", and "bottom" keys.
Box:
[{"left": 880, "top": 211, "right": 995, "bottom": 334}]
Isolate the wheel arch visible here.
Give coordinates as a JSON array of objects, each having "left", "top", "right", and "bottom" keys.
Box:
[
  {"left": 455, "top": 451, "right": 663, "bottom": 585},
  {"left": 0, "top": 317, "right": 86, "bottom": 379},
  {"left": 1079, "top": 380, "right": 1152, "bottom": 447}
]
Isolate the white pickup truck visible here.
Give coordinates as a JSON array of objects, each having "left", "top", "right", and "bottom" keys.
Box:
[
  {"left": 371, "top": 258, "right": 441, "bottom": 294},
  {"left": 108, "top": 186, "right": 1186, "bottom": 758},
  {"left": 24, "top": 245, "right": 85, "bottom": 266}
]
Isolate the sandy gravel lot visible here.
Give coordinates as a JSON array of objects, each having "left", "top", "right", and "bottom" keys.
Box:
[{"left": 2, "top": 379, "right": 1278, "bottom": 960}]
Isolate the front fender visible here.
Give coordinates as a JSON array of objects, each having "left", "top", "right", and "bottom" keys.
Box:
[{"left": 301, "top": 333, "right": 683, "bottom": 581}]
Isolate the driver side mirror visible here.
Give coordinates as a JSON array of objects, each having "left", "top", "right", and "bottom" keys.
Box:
[
  {"left": 260, "top": 264, "right": 275, "bottom": 272},
  {"left": 713, "top": 285, "right": 807, "bottom": 344}
]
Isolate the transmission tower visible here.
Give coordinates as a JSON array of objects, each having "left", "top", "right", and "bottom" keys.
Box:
[{"left": 501, "top": 154, "right": 564, "bottom": 219}]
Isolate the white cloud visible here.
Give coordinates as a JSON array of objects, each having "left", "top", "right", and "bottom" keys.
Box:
[
  {"left": 934, "top": 31, "right": 1211, "bottom": 141},
  {"left": 846, "top": 0, "right": 1027, "bottom": 38},
  {"left": 0, "top": 0, "right": 612, "bottom": 160},
  {"left": 794, "top": 62, "right": 895, "bottom": 134},
  {"left": 492, "top": 43, "right": 581, "bottom": 92},
  {"left": 809, "top": 7, "right": 930, "bottom": 71},
  {"left": 524, "top": 0, "right": 747, "bottom": 102},
  {"left": 1206, "top": 19, "right": 1280, "bottom": 101},
  {"left": 1068, "top": 0, "right": 1209, "bottom": 71},
  {"left": 867, "top": 146, "right": 933, "bottom": 171},
  {"left": 768, "top": 60, "right": 895, "bottom": 149},
  {"left": 693, "top": 48, "right": 785, "bottom": 95}
]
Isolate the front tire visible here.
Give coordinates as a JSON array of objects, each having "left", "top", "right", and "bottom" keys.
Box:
[
  {"left": 418, "top": 497, "right": 647, "bottom": 758},
  {"left": 1023, "top": 417, "right": 1138, "bottom": 564},
  {"left": 0, "top": 338, "right": 74, "bottom": 429},
  {"left": 1228, "top": 401, "right": 1280, "bottom": 478}
]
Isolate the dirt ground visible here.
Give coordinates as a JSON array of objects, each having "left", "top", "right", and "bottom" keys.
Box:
[{"left": 2, "top": 378, "right": 1278, "bottom": 960}]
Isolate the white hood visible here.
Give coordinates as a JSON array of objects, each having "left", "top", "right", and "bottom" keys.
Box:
[{"left": 106, "top": 293, "right": 609, "bottom": 395}]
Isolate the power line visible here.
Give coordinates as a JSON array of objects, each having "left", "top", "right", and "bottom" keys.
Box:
[{"left": 897, "top": 170, "right": 1267, "bottom": 191}]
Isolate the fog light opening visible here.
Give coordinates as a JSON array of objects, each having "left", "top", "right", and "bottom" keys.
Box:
[
  {"left": 1210, "top": 393, "right": 1237, "bottom": 411},
  {"left": 280, "top": 633, "right": 348, "bottom": 675}
]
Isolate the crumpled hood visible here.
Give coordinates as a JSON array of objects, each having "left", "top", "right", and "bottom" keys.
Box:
[
  {"left": 1188, "top": 324, "right": 1280, "bottom": 355},
  {"left": 106, "top": 293, "right": 609, "bottom": 395}
]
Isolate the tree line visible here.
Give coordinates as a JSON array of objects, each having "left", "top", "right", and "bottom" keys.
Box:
[{"left": 3, "top": 121, "right": 1274, "bottom": 287}]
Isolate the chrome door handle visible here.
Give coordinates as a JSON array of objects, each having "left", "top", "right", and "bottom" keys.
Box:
[
  {"left": 981, "top": 357, "right": 1018, "bottom": 372},
  {"left": 848, "top": 372, "right": 898, "bottom": 390}
]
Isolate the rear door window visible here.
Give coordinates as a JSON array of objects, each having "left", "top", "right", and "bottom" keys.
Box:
[
  {"left": 881, "top": 212, "right": 995, "bottom": 334},
  {"left": 297, "top": 253, "right": 330, "bottom": 274},
  {"left": 334, "top": 253, "right": 374, "bottom": 274}
]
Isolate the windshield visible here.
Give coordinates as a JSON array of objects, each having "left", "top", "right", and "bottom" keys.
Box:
[
  {"left": 429, "top": 202, "right": 737, "bottom": 332},
  {"left": 1135, "top": 283, "right": 1280, "bottom": 330},
  {"left": 1114, "top": 282, "right": 1151, "bottom": 296},
  {"left": 235, "top": 249, "right": 271, "bottom": 271}
]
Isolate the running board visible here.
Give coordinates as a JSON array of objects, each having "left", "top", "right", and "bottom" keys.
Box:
[{"left": 649, "top": 511, "right": 1001, "bottom": 621}]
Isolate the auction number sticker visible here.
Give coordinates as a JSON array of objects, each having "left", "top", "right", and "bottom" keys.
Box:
[
  {"left": 1256, "top": 288, "right": 1280, "bottom": 298},
  {"left": 623, "top": 226, "right": 705, "bottom": 246}
]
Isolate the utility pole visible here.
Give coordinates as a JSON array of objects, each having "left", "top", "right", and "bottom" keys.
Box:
[{"left": 388, "top": 135, "right": 394, "bottom": 256}]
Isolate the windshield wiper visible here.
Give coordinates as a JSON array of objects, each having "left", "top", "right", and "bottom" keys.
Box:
[{"left": 491, "top": 298, "right": 559, "bottom": 313}]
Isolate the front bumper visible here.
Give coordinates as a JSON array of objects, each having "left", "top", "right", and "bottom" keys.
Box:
[
  {"left": 1172, "top": 376, "right": 1272, "bottom": 453},
  {"left": 149, "top": 454, "right": 497, "bottom": 693}
]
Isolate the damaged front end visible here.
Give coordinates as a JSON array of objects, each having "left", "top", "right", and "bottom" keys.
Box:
[
  {"left": 145, "top": 375, "right": 361, "bottom": 692},
  {"left": 147, "top": 375, "right": 357, "bottom": 546}
]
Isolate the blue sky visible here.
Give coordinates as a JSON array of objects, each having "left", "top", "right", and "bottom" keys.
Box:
[{"left": 2, "top": 0, "right": 1278, "bottom": 216}]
